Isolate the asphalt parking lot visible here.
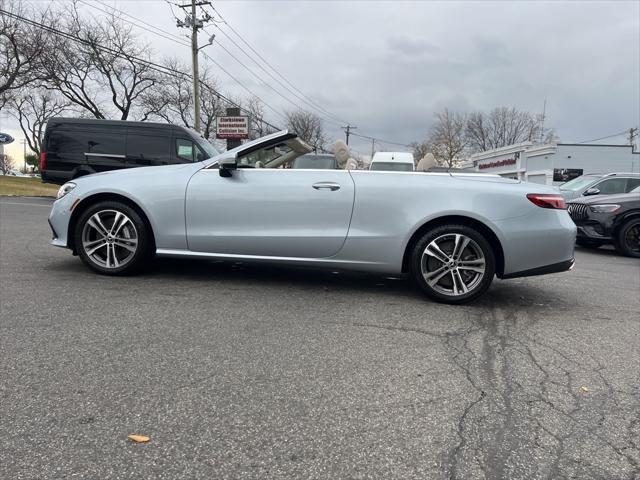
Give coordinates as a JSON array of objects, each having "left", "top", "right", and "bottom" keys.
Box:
[{"left": 1, "top": 196, "right": 639, "bottom": 480}]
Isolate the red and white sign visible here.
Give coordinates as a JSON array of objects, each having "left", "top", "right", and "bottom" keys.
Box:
[
  {"left": 478, "top": 158, "right": 516, "bottom": 170},
  {"left": 216, "top": 116, "right": 249, "bottom": 140}
]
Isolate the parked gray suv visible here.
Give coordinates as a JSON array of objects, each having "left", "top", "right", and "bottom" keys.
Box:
[{"left": 559, "top": 172, "right": 640, "bottom": 201}]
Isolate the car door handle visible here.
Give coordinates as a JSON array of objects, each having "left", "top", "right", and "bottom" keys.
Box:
[{"left": 312, "top": 182, "right": 340, "bottom": 191}]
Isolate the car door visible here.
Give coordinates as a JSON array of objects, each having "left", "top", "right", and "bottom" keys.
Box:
[{"left": 185, "top": 135, "right": 355, "bottom": 258}]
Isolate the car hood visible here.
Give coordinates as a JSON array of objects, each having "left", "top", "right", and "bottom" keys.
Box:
[
  {"left": 568, "top": 192, "right": 640, "bottom": 205},
  {"left": 73, "top": 162, "right": 202, "bottom": 183},
  {"left": 559, "top": 190, "right": 582, "bottom": 200}
]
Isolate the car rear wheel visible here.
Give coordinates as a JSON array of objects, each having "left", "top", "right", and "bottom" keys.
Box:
[
  {"left": 410, "top": 224, "right": 495, "bottom": 304},
  {"left": 614, "top": 219, "right": 640, "bottom": 258},
  {"left": 74, "top": 201, "right": 151, "bottom": 275}
]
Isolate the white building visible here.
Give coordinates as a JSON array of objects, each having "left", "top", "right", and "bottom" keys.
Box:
[{"left": 469, "top": 142, "right": 640, "bottom": 185}]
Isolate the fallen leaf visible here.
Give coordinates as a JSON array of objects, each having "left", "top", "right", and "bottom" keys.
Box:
[
  {"left": 580, "top": 386, "right": 590, "bottom": 393},
  {"left": 128, "top": 434, "right": 150, "bottom": 443}
]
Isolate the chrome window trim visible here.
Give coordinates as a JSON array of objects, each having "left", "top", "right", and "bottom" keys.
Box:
[
  {"left": 200, "top": 164, "right": 349, "bottom": 173},
  {"left": 84, "top": 153, "right": 126, "bottom": 159}
]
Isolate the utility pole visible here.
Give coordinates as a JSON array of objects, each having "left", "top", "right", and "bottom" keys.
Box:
[
  {"left": 628, "top": 127, "right": 638, "bottom": 152},
  {"left": 341, "top": 125, "right": 357, "bottom": 145},
  {"left": 176, "top": 1, "right": 212, "bottom": 133},
  {"left": 21, "top": 138, "right": 27, "bottom": 173},
  {"left": 539, "top": 98, "right": 547, "bottom": 143},
  {"left": 370, "top": 138, "right": 375, "bottom": 159}
]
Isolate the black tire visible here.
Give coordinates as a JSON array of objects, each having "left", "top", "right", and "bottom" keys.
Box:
[
  {"left": 576, "top": 238, "right": 602, "bottom": 249},
  {"left": 614, "top": 218, "right": 640, "bottom": 258},
  {"left": 74, "top": 201, "right": 151, "bottom": 275},
  {"left": 410, "top": 224, "right": 496, "bottom": 304}
]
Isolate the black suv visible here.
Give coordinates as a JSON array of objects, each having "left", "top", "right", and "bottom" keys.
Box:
[
  {"left": 40, "top": 118, "right": 219, "bottom": 184},
  {"left": 567, "top": 188, "right": 640, "bottom": 257}
]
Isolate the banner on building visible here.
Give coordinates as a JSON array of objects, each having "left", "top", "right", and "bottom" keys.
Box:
[{"left": 553, "top": 168, "right": 583, "bottom": 182}]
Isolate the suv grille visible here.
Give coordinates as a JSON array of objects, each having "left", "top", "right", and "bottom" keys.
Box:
[{"left": 567, "top": 203, "right": 588, "bottom": 221}]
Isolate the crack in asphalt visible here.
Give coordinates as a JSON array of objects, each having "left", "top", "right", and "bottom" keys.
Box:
[{"left": 327, "top": 301, "right": 640, "bottom": 480}]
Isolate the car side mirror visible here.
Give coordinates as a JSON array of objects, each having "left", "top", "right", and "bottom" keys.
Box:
[
  {"left": 219, "top": 157, "right": 237, "bottom": 177},
  {"left": 583, "top": 187, "right": 600, "bottom": 196}
]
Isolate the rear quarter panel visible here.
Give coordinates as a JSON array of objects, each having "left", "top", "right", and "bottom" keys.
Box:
[{"left": 341, "top": 171, "right": 575, "bottom": 275}]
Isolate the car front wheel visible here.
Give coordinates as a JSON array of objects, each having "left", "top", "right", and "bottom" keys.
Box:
[
  {"left": 74, "top": 201, "right": 151, "bottom": 275},
  {"left": 615, "top": 219, "right": 640, "bottom": 258},
  {"left": 410, "top": 224, "right": 495, "bottom": 304}
]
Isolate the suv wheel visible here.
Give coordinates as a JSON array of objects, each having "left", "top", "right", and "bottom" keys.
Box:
[
  {"left": 410, "top": 224, "right": 495, "bottom": 304},
  {"left": 615, "top": 219, "right": 640, "bottom": 258},
  {"left": 74, "top": 201, "right": 151, "bottom": 275}
]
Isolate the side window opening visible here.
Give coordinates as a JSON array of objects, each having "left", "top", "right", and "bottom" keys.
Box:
[
  {"left": 126, "top": 133, "right": 171, "bottom": 166},
  {"left": 625, "top": 178, "right": 640, "bottom": 192},
  {"left": 596, "top": 178, "right": 627, "bottom": 195},
  {"left": 176, "top": 138, "right": 195, "bottom": 162}
]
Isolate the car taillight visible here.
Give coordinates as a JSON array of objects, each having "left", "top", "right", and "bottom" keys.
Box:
[
  {"left": 40, "top": 152, "right": 46, "bottom": 171},
  {"left": 526, "top": 193, "right": 566, "bottom": 210}
]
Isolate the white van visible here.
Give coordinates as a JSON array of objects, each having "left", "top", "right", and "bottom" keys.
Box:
[{"left": 369, "top": 152, "right": 415, "bottom": 172}]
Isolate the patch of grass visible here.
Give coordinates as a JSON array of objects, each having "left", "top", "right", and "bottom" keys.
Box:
[{"left": 0, "top": 176, "right": 58, "bottom": 197}]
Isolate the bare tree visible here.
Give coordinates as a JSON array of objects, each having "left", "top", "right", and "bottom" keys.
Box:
[
  {"left": 243, "top": 96, "right": 277, "bottom": 140},
  {"left": 140, "top": 60, "right": 225, "bottom": 140},
  {"left": 409, "top": 141, "right": 431, "bottom": 164},
  {"left": 7, "top": 87, "right": 72, "bottom": 155},
  {"left": 466, "top": 106, "right": 542, "bottom": 152},
  {"left": 285, "top": 110, "right": 326, "bottom": 152},
  {"left": 0, "top": 0, "right": 46, "bottom": 110},
  {"left": 0, "top": 153, "right": 14, "bottom": 174},
  {"left": 429, "top": 108, "right": 467, "bottom": 168},
  {"left": 41, "top": 3, "right": 157, "bottom": 120}
]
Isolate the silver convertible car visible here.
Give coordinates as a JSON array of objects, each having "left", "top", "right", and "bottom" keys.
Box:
[{"left": 48, "top": 131, "right": 576, "bottom": 304}]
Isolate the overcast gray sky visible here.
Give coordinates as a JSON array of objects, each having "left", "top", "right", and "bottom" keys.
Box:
[{"left": 2, "top": 0, "right": 639, "bottom": 158}]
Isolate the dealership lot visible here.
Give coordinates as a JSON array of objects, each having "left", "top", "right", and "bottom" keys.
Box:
[{"left": 1, "top": 197, "right": 639, "bottom": 479}]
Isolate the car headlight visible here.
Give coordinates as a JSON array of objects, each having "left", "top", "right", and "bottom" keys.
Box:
[
  {"left": 57, "top": 182, "right": 77, "bottom": 199},
  {"left": 589, "top": 204, "right": 620, "bottom": 213}
]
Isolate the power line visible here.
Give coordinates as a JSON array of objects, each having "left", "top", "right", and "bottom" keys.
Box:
[
  {"left": 79, "top": 0, "right": 190, "bottom": 47},
  {"left": 350, "top": 131, "right": 411, "bottom": 148},
  {"left": 0, "top": 7, "right": 283, "bottom": 131},
  {"left": 204, "top": 32, "right": 333, "bottom": 125},
  {"left": 18, "top": 2, "right": 410, "bottom": 149},
  {"left": 80, "top": 0, "right": 336, "bottom": 127},
  {"left": 577, "top": 130, "right": 629, "bottom": 144},
  {"left": 63, "top": 1, "right": 286, "bottom": 128},
  {"left": 205, "top": 25, "right": 347, "bottom": 125},
  {"left": 202, "top": 7, "right": 406, "bottom": 147},
  {"left": 206, "top": 9, "right": 410, "bottom": 148},
  {"left": 206, "top": 3, "right": 349, "bottom": 125},
  {"left": 87, "top": 0, "right": 409, "bottom": 148}
]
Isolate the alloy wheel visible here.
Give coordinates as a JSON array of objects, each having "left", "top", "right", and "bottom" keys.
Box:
[
  {"left": 420, "top": 233, "right": 486, "bottom": 297},
  {"left": 624, "top": 223, "right": 640, "bottom": 254},
  {"left": 81, "top": 209, "right": 139, "bottom": 269}
]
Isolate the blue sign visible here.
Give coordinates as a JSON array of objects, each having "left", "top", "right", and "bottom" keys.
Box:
[{"left": 0, "top": 133, "right": 15, "bottom": 145}]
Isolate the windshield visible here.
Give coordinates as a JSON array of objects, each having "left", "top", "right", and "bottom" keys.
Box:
[
  {"left": 196, "top": 138, "right": 219, "bottom": 158},
  {"left": 370, "top": 162, "right": 414, "bottom": 172},
  {"left": 292, "top": 155, "right": 336, "bottom": 169},
  {"left": 559, "top": 175, "right": 600, "bottom": 191},
  {"left": 186, "top": 128, "right": 220, "bottom": 158}
]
